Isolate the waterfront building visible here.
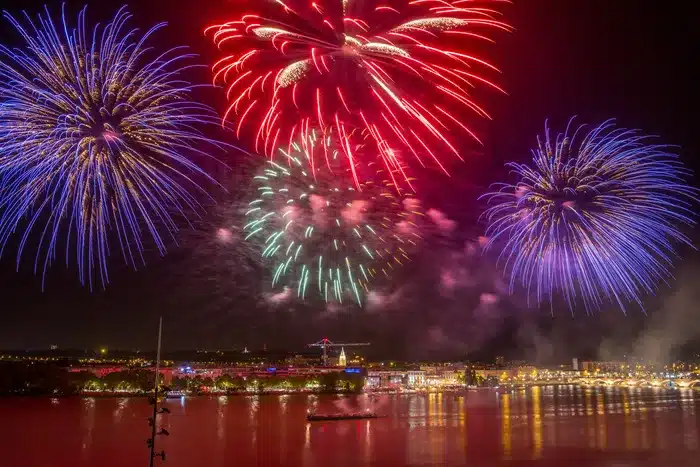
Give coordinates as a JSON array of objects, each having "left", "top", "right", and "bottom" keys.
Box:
[
  {"left": 420, "top": 366, "right": 464, "bottom": 386},
  {"left": 366, "top": 370, "right": 406, "bottom": 388},
  {"left": 581, "top": 361, "right": 628, "bottom": 374},
  {"left": 67, "top": 366, "right": 175, "bottom": 384},
  {"left": 406, "top": 371, "right": 426, "bottom": 387},
  {"left": 171, "top": 365, "right": 355, "bottom": 381},
  {"left": 367, "top": 368, "right": 464, "bottom": 389}
]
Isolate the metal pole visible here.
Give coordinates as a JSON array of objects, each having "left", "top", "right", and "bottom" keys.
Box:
[{"left": 149, "top": 317, "right": 163, "bottom": 467}]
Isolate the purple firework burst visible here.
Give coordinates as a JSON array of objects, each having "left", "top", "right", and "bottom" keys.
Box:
[{"left": 482, "top": 119, "right": 697, "bottom": 313}]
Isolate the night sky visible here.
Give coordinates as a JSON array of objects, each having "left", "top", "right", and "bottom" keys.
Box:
[{"left": 0, "top": 0, "right": 698, "bottom": 362}]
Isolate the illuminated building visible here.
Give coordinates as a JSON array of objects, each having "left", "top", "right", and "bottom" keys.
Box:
[
  {"left": 67, "top": 366, "right": 174, "bottom": 384},
  {"left": 172, "top": 365, "right": 350, "bottom": 380},
  {"left": 420, "top": 366, "right": 464, "bottom": 386},
  {"left": 284, "top": 354, "right": 320, "bottom": 366},
  {"left": 581, "top": 361, "right": 628, "bottom": 373},
  {"left": 367, "top": 368, "right": 463, "bottom": 389},
  {"left": 366, "top": 371, "right": 406, "bottom": 388},
  {"left": 338, "top": 348, "right": 347, "bottom": 367},
  {"left": 406, "top": 371, "right": 426, "bottom": 387}
]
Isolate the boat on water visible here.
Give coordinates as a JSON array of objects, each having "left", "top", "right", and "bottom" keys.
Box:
[{"left": 306, "top": 411, "right": 380, "bottom": 422}]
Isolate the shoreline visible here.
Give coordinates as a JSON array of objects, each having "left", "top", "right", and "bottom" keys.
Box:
[
  {"left": 0, "top": 389, "right": 365, "bottom": 399},
  {"left": 2, "top": 384, "right": 696, "bottom": 399}
]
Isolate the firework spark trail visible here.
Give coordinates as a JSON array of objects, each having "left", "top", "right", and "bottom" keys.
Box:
[
  {"left": 206, "top": 0, "right": 510, "bottom": 187},
  {"left": 0, "top": 5, "right": 227, "bottom": 289},
  {"left": 243, "top": 131, "right": 425, "bottom": 305},
  {"left": 481, "top": 119, "right": 698, "bottom": 314}
]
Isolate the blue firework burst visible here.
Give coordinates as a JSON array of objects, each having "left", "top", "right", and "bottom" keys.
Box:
[
  {"left": 0, "top": 5, "right": 225, "bottom": 288},
  {"left": 482, "top": 119, "right": 697, "bottom": 313}
]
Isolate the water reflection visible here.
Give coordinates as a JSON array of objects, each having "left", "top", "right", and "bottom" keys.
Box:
[
  {"left": 362, "top": 419, "right": 371, "bottom": 463},
  {"left": 306, "top": 394, "right": 318, "bottom": 413},
  {"left": 113, "top": 397, "right": 129, "bottom": 423},
  {"left": 681, "top": 389, "right": 699, "bottom": 450},
  {"left": 501, "top": 393, "right": 511, "bottom": 458},
  {"left": 248, "top": 394, "right": 259, "bottom": 449},
  {"left": 0, "top": 388, "right": 698, "bottom": 467},
  {"left": 623, "top": 389, "right": 633, "bottom": 449},
  {"left": 279, "top": 394, "right": 289, "bottom": 414},
  {"left": 81, "top": 398, "right": 95, "bottom": 456},
  {"left": 531, "top": 386, "right": 543, "bottom": 458},
  {"left": 248, "top": 395, "right": 259, "bottom": 422},
  {"left": 596, "top": 389, "right": 606, "bottom": 450},
  {"left": 217, "top": 395, "right": 227, "bottom": 441},
  {"left": 640, "top": 397, "right": 650, "bottom": 450}
]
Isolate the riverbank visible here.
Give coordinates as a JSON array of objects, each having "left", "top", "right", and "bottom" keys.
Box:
[
  {"left": 3, "top": 383, "right": 697, "bottom": 398},
  {"left": 0, "top": 388, "right": 367, "bottom": 398}
]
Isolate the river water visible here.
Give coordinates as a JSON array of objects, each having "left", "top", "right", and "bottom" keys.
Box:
[{"left": 2, "top": 386, "right": 699, "bottom": 466}]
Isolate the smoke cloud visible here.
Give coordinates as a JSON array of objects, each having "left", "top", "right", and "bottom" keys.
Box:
[
  {"left": 403, "top": 198, "right": 421, "bottom": 211},
  {"left": 480, "top": 293, "right": 500, "bottom": 306},
  {"left": 628, "top": 264, "right": 700, "bottom": 364},
  {"left": 264, "top": 286, "right": 292, "bottom": 306},
  {"left": 341, "top": 200, "right": 369, "bottom": 224},
  {"left": 362, "top": 233, "right": 515, "bottom": 360},
  {"left": 366, "top": 289, "right": 403, "bottom": 312},
  {"left": 216, "top": 228, "right": 234, "bottom": 244},
  {"left": 309, "top": 194, "right": 327, "bottom": 228},
  {"left": 427, "top": 208, "right": 457, "bottom": 233}
]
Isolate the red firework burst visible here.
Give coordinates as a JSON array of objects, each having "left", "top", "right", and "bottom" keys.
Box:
[{"left": 206, "top": 0, "right": 510, "bottom": 188}]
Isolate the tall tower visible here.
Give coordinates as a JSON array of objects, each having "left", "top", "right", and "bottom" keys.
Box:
[{"left": 338, "top": 347, "right": 347, "bottom": 367}]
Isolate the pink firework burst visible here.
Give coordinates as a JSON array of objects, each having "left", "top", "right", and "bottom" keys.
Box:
[{"left": 206, "top": 0, "right": 510, "bottom": 187}]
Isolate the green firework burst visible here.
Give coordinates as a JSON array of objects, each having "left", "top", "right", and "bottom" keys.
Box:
[{"left": 243, "top": 147, "right": 424, "bottom": 306}]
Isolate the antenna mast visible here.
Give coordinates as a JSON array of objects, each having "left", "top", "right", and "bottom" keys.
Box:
[{"left": 147, "top": 317, "right": 169, "bottom": 465}]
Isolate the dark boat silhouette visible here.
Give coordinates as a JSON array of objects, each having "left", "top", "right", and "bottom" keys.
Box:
[{"left": 306, "top": 410, "right": 380, "bottom": 421}]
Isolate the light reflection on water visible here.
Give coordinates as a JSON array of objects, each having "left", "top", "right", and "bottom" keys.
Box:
[
  {"left": 0, "top": 387, "right": 699, "bottom": 466},
  {"left": 80, "top": 397, "right": 95, "bottom": 457},
  {"left": 112, "top": 397, "right": 129, "bottom": 423}
]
